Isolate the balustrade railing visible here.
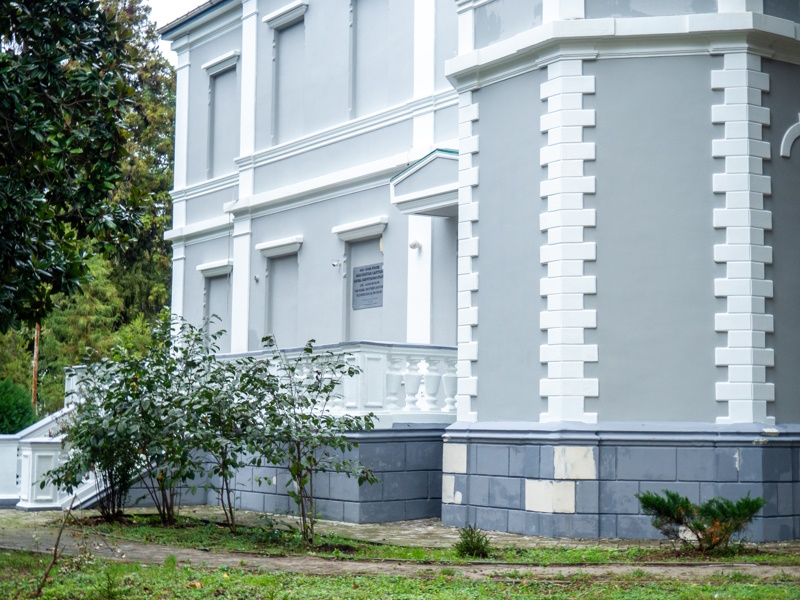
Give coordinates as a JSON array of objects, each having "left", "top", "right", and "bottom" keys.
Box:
[{"left": 224, "top": 341, "right": 458, "bottom": 427}]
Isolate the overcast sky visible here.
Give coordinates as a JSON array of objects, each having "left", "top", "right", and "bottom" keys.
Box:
[{"left": 146, "top": 0, "right": 209, "bottom": 64}]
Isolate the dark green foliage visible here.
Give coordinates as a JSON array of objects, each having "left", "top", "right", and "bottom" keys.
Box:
[
  {"left": 637, "top": 490, "right": 766, "bottom": 553},
  {"left": 454, "top": 525, "right": 492, "bottom": 558},
  {"left": 246, "top": 337, "right": 377, "bottom": 546},
  {"left": 0, "top": 378, "right": 34, "bottom": 434},
  {"left": 0, "top": 0, "right": 140, "bottom": 332}
]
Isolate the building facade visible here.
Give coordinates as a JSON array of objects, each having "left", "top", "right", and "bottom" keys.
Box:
[{"left": 162, "top": 0, "right": 800, "bottom": 541}]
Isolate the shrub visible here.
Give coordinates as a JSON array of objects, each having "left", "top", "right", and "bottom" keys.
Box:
[
  {"left": 248, "top": 337, "right": 377, "bottom": 546},
  {"left": 636, "top": 490, "right": 765, "bottom": 553},
  {"left": 454, "top": 525, "right": 492, "bottom": 558},
  {"left": 0, "top": 378, "right": 35, "bottom": 434}
]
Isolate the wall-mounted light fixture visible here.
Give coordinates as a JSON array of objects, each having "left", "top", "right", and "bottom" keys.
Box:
[
  {"left": 253, "top": 275, "right": 260, "bottom": 283},
  {"left": 408, "top": 240, "right": 421, "bottom": 250}
]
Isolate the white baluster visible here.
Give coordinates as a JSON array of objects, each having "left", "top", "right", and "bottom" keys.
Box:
[
  {"left": 441, "top": 358, "right": 457, "bottom": 412},
  {"left": 422, "top": 369, "right": 442, "bottom": 412},
  {"left": 385, "top": 355, "right": 404, "bottom": 411},
  {"left": 403, "top": 355, "right": 423, "bottom": 411}
]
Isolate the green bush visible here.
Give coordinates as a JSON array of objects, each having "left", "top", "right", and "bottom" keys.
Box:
[
  {"left": 636, "top": 489, "right": 765, "bottom": 553},
  {"left": 0, "top": 378, "right": 34, "bottom": 434},
  {"left": 454, "top": 525, "right": 492, "bottom": 558}
]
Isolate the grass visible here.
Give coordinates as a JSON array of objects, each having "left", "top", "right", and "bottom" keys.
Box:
[
  {"left": 79, "top": 514, "right": 800, "bottom": 567},
  {"left": 2, "top": 550, "right": 800, "bottom": 600}
]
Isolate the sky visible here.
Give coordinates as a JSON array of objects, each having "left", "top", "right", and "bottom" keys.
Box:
[{"left": 145, "top": 0, "right": 209, "bottom": 64}]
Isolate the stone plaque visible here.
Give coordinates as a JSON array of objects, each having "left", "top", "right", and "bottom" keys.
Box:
[{"left": 352, "top": 263, "right": 383, "bottom": 310}]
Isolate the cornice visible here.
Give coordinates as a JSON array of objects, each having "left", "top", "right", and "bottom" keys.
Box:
[{"left": 446, "top": 13, "right": 800, "bottom": 92}]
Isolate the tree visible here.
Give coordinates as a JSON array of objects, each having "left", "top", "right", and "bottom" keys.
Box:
[
  {"left": 250, "top": 339, "right": 377, "bottom": 546},
  {"left": 0, "top": 0, "right": 141, "bottom": 332},
  {"left": 103, "top": 0, "right": 175, "bottom": 325}
]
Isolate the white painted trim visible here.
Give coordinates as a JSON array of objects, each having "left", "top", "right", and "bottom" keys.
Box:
[
  {"left": 780, "top": 114, "right": 800, "bottom": 157},
  {"left": 390, "top": 149, "right": 459, "bottom": 214},
  {"left": 171, "top": 172, "right": 239, "bottom": 201},
  {"left": 263, "top": 0, "right": 308, "bottom": 30},
  {"left": 173, "top": 51, "right": 190, "bottom": 193},
  {"left": 202, "top": 50, "right": 240, "bottom": 75},
  {"left": 171, "top": 243, "right": 186, "bottom": 319},
  {"left": 256, "top": 235, "right": 304, "bottom": 258},
  {"left": 197, "top": 259, "right": 234, "bottom": 278},
  {"left": 538, "top": 59, "right": 598, "bottom": 425},
  {"left": 239, "top": 0, "right": 258, "bottom": 170},
  {"left": 446, "top": 14, "right": 800, "bottom": 92},
  {"left": 230, "top": 216, "right": 252, "bottom": 354},
  {"left": 237, "top": 90, "right": 458, "bottom": 172},
  {"left": 406, "top": 216, "right": 432, "bottom": 344},
  {"left": 712, "top": 51, "right": 775, "bottom": 426},
  {"left": 163, "top": 1, "right": 242, "bottom": 46},
  {"left": 230, "top": 152, "right": 409, "bottom": 216},
  {"left": 455, "top": 91, "right": 479, "bottom": 423},
  {"left": 332, "top": 216, "right": 388, "bottom": 242},
  {"left": 165, "top": 214, "right": 232, "bottom": 242}
]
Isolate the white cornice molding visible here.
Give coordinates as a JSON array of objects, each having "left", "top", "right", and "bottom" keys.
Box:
[
  {"left": 332, "top": 216, "right": 388, "bottom": 242},
  {"left": 202, "top": 50, "right": 240, "bottom": 75},
  {"left": 263, "top": 0, "right": 308, "bottom": 30},
  {"left": 170, "top": 173, "right": 239, "bottom": 203},
  {"left": 197, "top": 259, "right": 234, "bottom": 278},
  {"left": 390, "top": 149, "right": 459, "bottom": 215},
  {"left": 228, "top": 151, "right": 410, "bottom": 216},
  {"left": 446, "top": 13, "right": 800, "bottom": 91},
  {"left": 236, "top": 90, "right": 458, "bottom": 172},
  {"left": 167, "top": 3, "right": 242, "bottom": 52},
  {"left": 164, "top": 214, "right": 232, "bottom": 243},
  {"left": 256, "top": 235, "right": 304, "bottom": 258}
]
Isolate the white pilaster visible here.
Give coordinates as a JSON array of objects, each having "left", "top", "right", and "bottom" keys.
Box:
[
  {"left": 717, "top": 0, "right": 764, "bottom": 13},
  {"left": 456, "top": 91, "right": 479, "bottom": 422},
  {"left": 240, "top": 0, "right": 258, "bottom": 159},
  {"left": 538, "top": 59, "right": 598, "bottom": 424},
  {"left": 230, "top": 216, "right": 252, "bottom": 353},
  {"left": 412, "top": 0, "right": 436, "bottom": 153},
  {"left": 171, "top": 242, "right": 186, "bottom": 319},
  {"left": 455, "top": 0, "right": 474, "bottom": 55},
  {"left": 173, "top": 42, "right": 191, "bottom": 191},
  {"left": 543, "top": 0, "right": 586, "bottom": 23},
  {"left": 712, "top": 51, "right": 774, "bottom": 425},
  {"left": 406, "top": 215, "right": 432, "bottom": 344}
]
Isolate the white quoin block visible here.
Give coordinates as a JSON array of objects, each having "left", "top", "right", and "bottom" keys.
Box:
[
  {"left": 442, "top": 444, "right": 467, "bottom": 474},
  {"left": 553, "top": 446, "right": 597, "bottom": 480},
  {"left": 525, "top": 480, "right": 576, "bottom": 514}
]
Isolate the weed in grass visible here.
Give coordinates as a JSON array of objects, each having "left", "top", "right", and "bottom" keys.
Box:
[
  {"left": 440, "top": 568, "right": 456, "bottom": 576},
  {"left": 163, "top": 555, "right": 176, "bottom": 569}
]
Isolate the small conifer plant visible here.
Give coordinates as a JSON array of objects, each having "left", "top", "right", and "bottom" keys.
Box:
[
  {"left": 636, "top": 489, "right": 765, "bottom": 554},
  {"left": 454, "top": 525, "right": 492, "bottom": 558}
]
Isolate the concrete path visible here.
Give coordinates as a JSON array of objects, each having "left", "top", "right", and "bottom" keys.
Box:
[{"left": 1, "top": 508, "right": 799, "bottom": 582}]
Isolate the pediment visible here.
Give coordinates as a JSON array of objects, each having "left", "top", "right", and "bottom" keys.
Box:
[{"left": 390, "top": 149, "right": 458, "bottom": 217}]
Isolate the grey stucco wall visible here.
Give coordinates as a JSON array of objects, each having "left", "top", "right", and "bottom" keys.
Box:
[
  {"left": 434, "top": 0, "right": 458, "bottom": 93},
  {"left": 472, "top": 69, "right": 548, "bottom": 422},
  {"left": 586, "top": 55, "right": 724, "bottom": 423},
  {"left": 764, "top": 0, "right": 800, "bottom": 22},
  {"left": 761, "top": 58, "right": 800, "bottom": 425},
  {"left": 247, "top": 184, "right": 409, "bottom": 350},
  {"left": 186, "top": 25, "right": 242, "bottom": 186},
  {"left": 186, "top": 186, "right": 239, "bottom": 226}
]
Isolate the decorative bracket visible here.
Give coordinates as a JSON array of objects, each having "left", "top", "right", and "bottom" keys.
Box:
[{"left": 780, "top": 114, "right": 800, "bottom": 158}]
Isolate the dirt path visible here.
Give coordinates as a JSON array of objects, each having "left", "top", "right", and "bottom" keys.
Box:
[{"left": 2, "top": 523, "right": 799, "bottom": 582}]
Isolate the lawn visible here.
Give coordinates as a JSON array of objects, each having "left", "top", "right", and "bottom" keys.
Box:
[
  {"left": 83, "top": 513, "right": 800, "bottom": 567},
  {"left": 2, "top": 550, "right": 799, "bottom": 600}
]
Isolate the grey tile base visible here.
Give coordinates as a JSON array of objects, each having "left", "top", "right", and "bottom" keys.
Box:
[{"left": 441, "top": 429, "right": 800, "bottom": 542}]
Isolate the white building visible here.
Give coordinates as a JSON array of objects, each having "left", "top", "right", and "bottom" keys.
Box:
[{"left": 159, "top": 0, "right": 800, "bottom": 540}]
